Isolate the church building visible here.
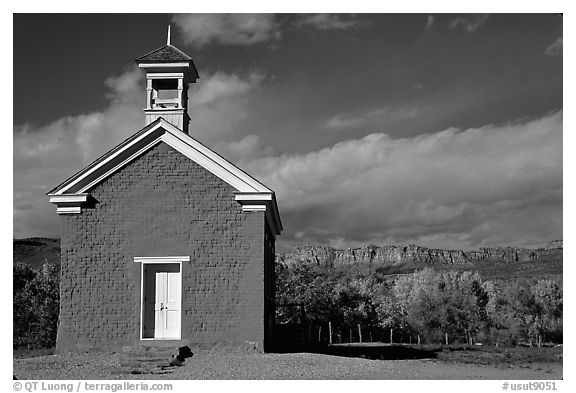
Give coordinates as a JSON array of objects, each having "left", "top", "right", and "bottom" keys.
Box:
[{"left": 48, "top": 32, "right": 282, "bottom": 352}]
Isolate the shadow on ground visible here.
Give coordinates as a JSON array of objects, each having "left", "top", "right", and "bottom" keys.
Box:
[{"left": 273, "top": 343, "right": 438, "bottom": 360}]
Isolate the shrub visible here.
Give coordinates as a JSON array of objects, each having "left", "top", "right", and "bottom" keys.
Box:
[{"left": 13, "top": 260, "right": 60, "bottom": 349}]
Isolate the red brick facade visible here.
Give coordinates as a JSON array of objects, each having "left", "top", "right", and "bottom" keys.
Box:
[{"left": 56, "top": 142, "right": 273, "bottom": 352}]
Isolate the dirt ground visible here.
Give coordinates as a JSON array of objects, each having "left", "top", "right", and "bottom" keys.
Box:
[{"left": 13, "top": 348, "right": 562, "bottom": 380}]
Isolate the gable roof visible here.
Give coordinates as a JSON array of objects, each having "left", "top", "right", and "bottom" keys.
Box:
[
  {"left": 136, "top": 44, "right": 193, "bottom": 63},
  {"left": 48, "top": 118, "right": 282, "bottom": 234}
]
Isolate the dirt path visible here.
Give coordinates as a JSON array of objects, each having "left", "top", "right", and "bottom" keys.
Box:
[{"left": 13, "top": 351, "right": 562, "bottom": 380}]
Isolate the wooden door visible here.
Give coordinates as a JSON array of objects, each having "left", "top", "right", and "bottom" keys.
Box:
[
  {"left": 143, "top": 263, "right": 181, "bottom": 339},
  {"left": 154, "top": 268, "right": 181, "bottom": 339}
]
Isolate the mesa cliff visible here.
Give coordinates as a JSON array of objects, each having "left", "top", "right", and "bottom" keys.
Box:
[{"left": 277, "top": 240, "right": 563, "bottom": 269}]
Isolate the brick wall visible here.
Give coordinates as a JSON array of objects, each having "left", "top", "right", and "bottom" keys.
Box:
[{"left": 56, "top": 142, "right": 266, "bottom": 352}]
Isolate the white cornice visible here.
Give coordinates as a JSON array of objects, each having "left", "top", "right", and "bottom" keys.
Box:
[
  {"left": 134, "top": 256, "right": 190, "bottom": 263},
  {"left": 138, "top": 63, "right": 191, "bottom": 68},
  {"left": 49, "top": 194, "right": 89, "bottom": 215},
  {"left": 53, "top": 122, "right": 165, "bottom": 195},
  {"left": 241, "top": 205, "right": 267, "bottom": 212},
  {"left": 56, "top": 206, "right": 82, "bottom": 214},
  {"left": 235, "top": 192, "right": 282, "bottom": 236},
  {"left": 145, "top": 73, "right": 185, "bottom": 79},
  {"left": 77, "top": 139, "right": 162, "bottom": 194},
  {"left": 234, "top": 192, "right": 273, "bottom": 202},
  {"left": 49, "top": 194, "right": 89, "bottom": 203}
]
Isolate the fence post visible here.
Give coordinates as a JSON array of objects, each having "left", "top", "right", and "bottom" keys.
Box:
[
  {"left": 445, "top": 332, "right": 449, "bottom": 346},
  {"left": 329, "top": 322, "right": 332, "bottom": 345},
  {"left": 349, "top": 328, "right": 353, "bottom": 343},
  {"left": 358, "top": 324, "right": 362, "bottom": 343},
  {"left": 390, "top": 328, "right": 393, "bottom": 344}
]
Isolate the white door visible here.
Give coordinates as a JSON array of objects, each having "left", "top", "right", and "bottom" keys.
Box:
[
  {"left": 142, "top": 263, "right": 181, "bottom": 339},
  {"left": 154, "top": 268, "right": 181, "bottom": 339}
]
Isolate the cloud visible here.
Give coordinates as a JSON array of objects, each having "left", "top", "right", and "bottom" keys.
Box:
[
  {"left": 449, "top": 14, "right": 489, "bottom": 33},
  {"left": 13, "top": 62, "right": 562, "bottom": 252},
  {"left": 187, "top": 71, "right": 263, "bottom": 145},
  {"left": 172, "top": 14, "right": 280, "bottom": 48},
  {"left": 425, "top": 15, "right": 435, "bottom": 31},
  {"left": 295, "top": 14, "right": 363, "bottom": 31},
  {"left": 245, "top": 111, "right": 562, "bottom": 250},
  {"left": 324, "top": 106, "right": 419, "bottom": 130},
  {"left": 546, "top": 37, "right": 563, "bottom": 56},
  {"left": 214, "top": 134, "right": 275, "bottom": 164},
  {"left": 13, "top": 67, "right": 144, "bottom": 238},
  {"left": 13, "top": 68, "right": 260, "bottom": 238}
]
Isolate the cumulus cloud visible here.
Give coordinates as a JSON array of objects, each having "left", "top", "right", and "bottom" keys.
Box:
[
  {"left": 13, "top": 67, "right": 144, "bottom": 237},
  {"left": 187, "top": 71, "right": 263, "bottom": 145},
  {"left": 546, "top": 37, "right": 562, "bottom": 56},
  {"left": 245, "top": 111, "right": 562, "bottom": 250},
  {"left": 214, "top": 134, "right": 275, "bottom": 164},
  {"left": 295, "top": 14, "right": 363, "bottom": 31},
  {"left": 13, "top": 61, "right": 562, "bottom": 251},
  {"left": 449, "top": 14, "right": 489, "bottom": 33},
  {"left": 13, "top": 68, "right": 261, "bottom": 238},
  {"left": 324, "top": 106, "right": 419, "bottom": 130},
  {"left": 172, "top": 14, "right": 280, "bottom": 48}
]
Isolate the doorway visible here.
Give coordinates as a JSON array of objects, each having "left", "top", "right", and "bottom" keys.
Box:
[{"left": 140, "top": 262, "right": 181, "bottom": 340}]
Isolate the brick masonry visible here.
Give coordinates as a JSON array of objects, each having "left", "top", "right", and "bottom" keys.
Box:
[{"left": 56, "top": 142, "right": 271, "bottom": 352}]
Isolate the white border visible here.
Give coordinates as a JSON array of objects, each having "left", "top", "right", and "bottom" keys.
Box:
[
  {"left": 56, "top": 206, "right": 82, "bottom": 214},
  {"left": 48, "top": 194, "right": 89, "bottom": 203},
  {"left": 77, "top": 139, "right": 162, "bottom": 193},
  {"left": 134, "top": 256, "right": 188, "bottom": 341},
  {"left": 54, "top": 122, "right": 164, "bottom": 195}
]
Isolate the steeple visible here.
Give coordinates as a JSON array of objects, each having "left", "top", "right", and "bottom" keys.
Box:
[{"left": 135, "top": 30, "right": 199, "bottom": 134}]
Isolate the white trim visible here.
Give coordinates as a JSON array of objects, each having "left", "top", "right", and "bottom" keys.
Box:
[
  {"left": 161, "top": 132, "right": 263, "bottom": 193},
  {"left": 54, "top": 122, "right": 164, "bottom": 194},
  {"left": 49, "top": 194, "right": 89, "bottom": 203},
  {"left": 160, "top": 123, "right": 272, "bottom": 192},
  {"left": 77, "top": 139, "right": 162, "bottom": 194},
  {"left": 56, "top": 206, "right": 82, "bottom": 214},
  {"left": 138, "top": 257, "right": 185, "bottom": 341},
  {"left": 134, "top": 256, "right": 190, "bottom": 263},
  {"left": 241, "top": 205, "right": 267, "bottom": 212},
  {"left": 235, "top": 192, "right": 282, "bottom": 235},
  {"left": 146, "top": 72, "right": 185, "bottom": 79},
  {"left": 139, "top": 63, "right": 190, "bottom": 68},
  {"left": 234, "top": 193, "right": 273, "bottom": 202}
]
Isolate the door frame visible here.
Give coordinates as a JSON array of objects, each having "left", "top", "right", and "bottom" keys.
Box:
[{"left": 134, "top": 256, "right": 189, "bottom": 341}]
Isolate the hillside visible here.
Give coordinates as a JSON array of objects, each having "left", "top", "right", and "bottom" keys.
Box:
[
  {"left": 277, "top": 241, "right": 562, "bottom": 280},
  {"left": 13, "top": 238, "right": 61, "bottom": 270}
]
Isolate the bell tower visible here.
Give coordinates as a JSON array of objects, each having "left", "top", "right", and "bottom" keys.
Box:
[{"left": 136, "top": 26, "right": 199, "bottom": 134}]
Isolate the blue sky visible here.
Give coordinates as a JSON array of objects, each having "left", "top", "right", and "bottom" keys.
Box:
[{"left": 13, "top": 13, "right": 563, "bottom": 251}]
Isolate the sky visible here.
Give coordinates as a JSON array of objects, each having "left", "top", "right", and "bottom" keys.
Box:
[{"left": 12, "top": 13, "right": 563, "bottom": 251}]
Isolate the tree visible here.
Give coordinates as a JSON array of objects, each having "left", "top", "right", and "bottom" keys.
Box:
[
  {"left": 391, "top": 268, "right": 490, "bottom": 343},
  {"left": 13, "top": 260, "right": 60, "bottom": 348}
]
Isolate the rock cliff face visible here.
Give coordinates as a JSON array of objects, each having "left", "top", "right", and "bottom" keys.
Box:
[{"left": 277, "top": 240, "right": 562, "bottom": 269}]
